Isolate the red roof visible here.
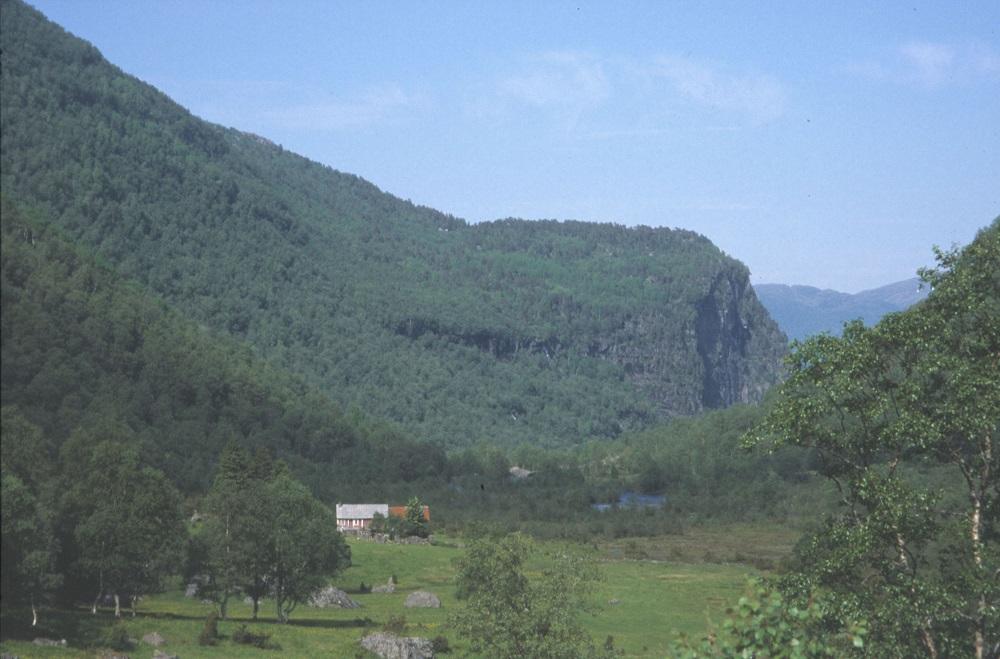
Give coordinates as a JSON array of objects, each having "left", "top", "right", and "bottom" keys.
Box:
[{"left": 388, "top": 505, "right": 430, "bottom": 522}]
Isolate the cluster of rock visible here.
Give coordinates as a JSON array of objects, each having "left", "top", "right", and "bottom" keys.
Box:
[
  {"left": 309, "top": 585, "right": 362, "bottom": 608},
  {"left": 360, "top": 632, "right": 434, "bottom": 659},
  {"left": 352, "top": 531, "right": 434, "bottom": 545}
]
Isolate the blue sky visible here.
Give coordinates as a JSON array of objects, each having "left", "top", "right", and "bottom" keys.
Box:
[{"left": 31, "top": 1, "right": 1000, "bottom": 292}]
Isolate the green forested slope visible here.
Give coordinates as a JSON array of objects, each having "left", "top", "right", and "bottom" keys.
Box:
[
  {"left": 0, "top": 199, "right": 445, "bottom": 498},
  {"left": 0, "top": 0, "right": 786, "bottom": 448}
]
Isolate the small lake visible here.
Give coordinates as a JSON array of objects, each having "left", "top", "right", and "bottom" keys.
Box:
[{"left": 592, "top": 491, "right": 666, "bottom": 511}]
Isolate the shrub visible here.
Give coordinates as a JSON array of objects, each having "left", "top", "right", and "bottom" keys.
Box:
[
  {"left": 431, "top": 635, "right": 451, "bottom": 653},
  {"left": 232, "top": 624, "right": 280, "bottom": 650},
  {"left": 101, "top": 622, "right": 133, "bottom": 651},
  {"left": 198, "top": 611, "right": 219, "bottom": 646}
]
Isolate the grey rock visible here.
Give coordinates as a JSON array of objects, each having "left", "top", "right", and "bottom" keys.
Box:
[
  {"left": 308, "top": 586, "right": 361, "bottom": 609},
  {"left": 142, "top": 632, "right": 166, "bottom": 647},
  {"left": 153, "top": 651, "right": 179, "bottom": 659},
  {"left": 32, "top": 638, "right": 67, "bottom": 647},
  {"left": 372, "top": 577, "right": 396, "bottom": 594},
  {"left": 360, "top": 632, "right": 434, "bottom": 659},
  {"left": 403, "top": 591, "right": 441, "bottom": 608},
  {"left": 184, "top": 583, "right": 199, "bottom": 598},
  {"left": 2, "top": 652, "right": 20, "bottom": 659}
]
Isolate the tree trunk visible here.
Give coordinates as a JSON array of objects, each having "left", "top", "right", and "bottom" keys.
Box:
[
  {"left": 220, "top": 592, "right": 229, "bottom": 620},
  {"left": 114, "top": 593, "right": 121, "bottom": 618},
  {"left": 92, "top": 570, "right": 104, "bottom": 614},
  {"left": 31, "top": 595, "right": 38, "bottom": 627},
  {"left": 130, "top": 594, "right": 137, "bottom": 617},
  {"left": 252, "top": 595, "right": 259, "bottom": 620}
]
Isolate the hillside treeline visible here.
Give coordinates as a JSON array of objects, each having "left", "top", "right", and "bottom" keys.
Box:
[{"left": 0, "top": 0, "right": 785, "bottom": 450}]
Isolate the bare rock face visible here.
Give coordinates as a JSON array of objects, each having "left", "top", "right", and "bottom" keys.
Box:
[
  {"left": 360, "top": 632, "right": 434, "bottom": 659},
  {"left": 308, "top": 586, "right": 361, "bottom": 608},
  {"left": 403, "top": 591, "right": 441, "bottom": 608}
]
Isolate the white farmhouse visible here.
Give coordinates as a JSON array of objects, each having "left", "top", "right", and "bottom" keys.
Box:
[{"left": 335, "top": 503, "right": 388, "bottom": 532}]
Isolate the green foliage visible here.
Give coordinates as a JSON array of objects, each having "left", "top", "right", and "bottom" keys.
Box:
[
  {"left": 431, "top": 634, "right": 451, "bottom": 653},
  {"left": 0, "top": 0, "right": 785, "bottom": 451},
  {"left": 198, "top": 611, "right": 219, "bottom": 646},
  {"left": 746, "top": 220, "right": 1000, "bottom": 657},
  {"left": 99, "top": 621, "right": 134, "bottom": 651},
  {"left": 202, "top": 444, "right": 350, "bottom": 623},
  {"left": 60, "top": 437, "right": 185, "bottom": 612},
  {"left": 232, "top": 624, "right": 280, "bottom": 650},
  {"left": 401, "top": 496, "right": 430, "bottom": 538},
  {"left": 670, "top": 581, "right": 866, "bottom": 658},
  {"left": 451, "top": 532, "right": 611, "bottom": 659}
]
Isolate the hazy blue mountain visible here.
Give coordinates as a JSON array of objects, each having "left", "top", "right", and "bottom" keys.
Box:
[{"left": 755, "top": 277, "right": 929, "bottom": 342}]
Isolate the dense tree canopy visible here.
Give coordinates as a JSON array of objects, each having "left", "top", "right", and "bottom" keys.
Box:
[
  {"left": 747, "top": 220, "right": 999, "bottom": 658},
  {"left": 451, "top": 532, "right": 612, "bottom": 659},
  {"left": 0, "top": 0, "right": 785, "bottom": 450}
]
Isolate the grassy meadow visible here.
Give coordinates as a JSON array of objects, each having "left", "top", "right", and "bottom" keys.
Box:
[{"left": 0, "top": 526, "right": 794, "bottom": 658}]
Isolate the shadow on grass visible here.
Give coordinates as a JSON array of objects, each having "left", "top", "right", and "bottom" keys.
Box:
[
  {"left": 1, "top": 606, "right": 108, "bottom": 648},
  {"left": 2, "top": 605, "right": 376, "bottom": 649}
]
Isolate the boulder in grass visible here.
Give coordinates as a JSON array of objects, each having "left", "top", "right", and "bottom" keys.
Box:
[
  {"left": 403, "top": 591, "right": 441, "bottom": 608},
  {"left": 142, "top": 632, "right": 166, "bottom": 647},
  {"left": 372, "top": 577, "right": 396, "bottom": 594},
  {"left": 32, "top": 638, "right": 67, "bottom": 647},
  {"left": 153, "top": 651, "right": 179, "bottom": 659},
  {"left": 360, "top": 632, "right": 434, "bottom": 659},
  {"left": 308, "top": 586, "right": 361, "bottom": 609}
]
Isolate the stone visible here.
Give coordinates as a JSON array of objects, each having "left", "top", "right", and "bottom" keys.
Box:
[
  {"left": 152, "top": 651, "right": 179, "bottom": 659},
  {"left": 372, "top": 577, "right": 396, "bottom": 594},
  {"left": 142, "top": 632, "right": 166, "bottom": 647},
  {"left": 308, "top": 586, "right": 361, "bottom": 609},
  {"left": 1, "top": 653, "right": 20, "bottom": 659},
  {"left": 403, "top": 591, "right": 441, "bottom": 608},
  {"left": 360, "top": 632, "right": 434, "bottom": 659},
  {"left": 32, "top": 638, "right": 67, "bottom": 647},
  {"left": 184, "top": 583, "right": 199, "bottom": 598}
]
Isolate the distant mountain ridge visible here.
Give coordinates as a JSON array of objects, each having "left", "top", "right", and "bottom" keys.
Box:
[
  {"left": 755, "top": 277, "right": 929, "bottom": 342},
  {"left": 0, "top": 0, "right": 787, "bottom": 449}
]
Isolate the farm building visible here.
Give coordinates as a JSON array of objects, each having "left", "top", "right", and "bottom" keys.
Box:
[
  {"left": 389, "top": 505, "right": 430, "bottom": 522},
  {"left": 335, "top": 503, "right": 388, "bottom": 531}
]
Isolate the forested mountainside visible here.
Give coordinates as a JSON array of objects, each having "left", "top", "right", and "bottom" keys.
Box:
[
  {"left": 756, "top": 277, "right": 929, "bottom": 342},
  {"left": 0, "top": 199, "right": 444, "bottom": 498},
  {"left": 0, "top": 0, "right": 786, "bottom": 449}
]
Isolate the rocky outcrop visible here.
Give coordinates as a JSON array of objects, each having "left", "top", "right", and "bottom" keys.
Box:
[
  {"left": 404, "top": 591, "right": 441, "bottom": 608},
  {"left": 360, "top": 632, "right": 434, "bottom": 659},
  {"left": 308, "top": 586, "right": 361, "bottom": 609}
]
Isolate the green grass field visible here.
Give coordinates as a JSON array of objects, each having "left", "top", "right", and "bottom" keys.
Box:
[{"left": 0, "top": 527, "right": 793, "bottom": 658}]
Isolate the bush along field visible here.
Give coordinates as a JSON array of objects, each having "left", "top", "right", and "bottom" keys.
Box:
[{"left": 0, "top": 533, "right": 769, "bottom": 658}]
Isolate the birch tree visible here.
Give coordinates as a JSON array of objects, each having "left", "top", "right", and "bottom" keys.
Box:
[{"left": 747, "top": 220, "right": 999, "bottom": 658}]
